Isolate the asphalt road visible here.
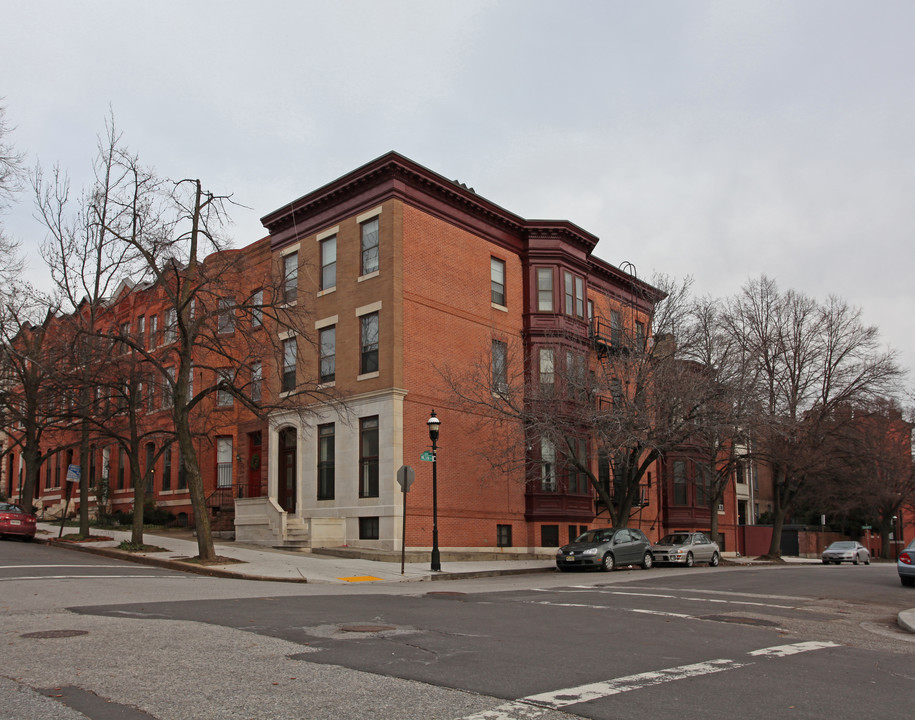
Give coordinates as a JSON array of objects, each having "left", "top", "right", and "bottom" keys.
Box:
[{"left": 2, "top": 539, "right": 914, "bottom": 720}]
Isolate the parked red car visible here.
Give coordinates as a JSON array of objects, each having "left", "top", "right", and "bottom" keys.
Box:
[{"left": 0, "top": 502, "right": 37, "bottom": 540}]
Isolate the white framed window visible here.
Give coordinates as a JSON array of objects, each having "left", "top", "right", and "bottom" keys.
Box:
[
  {"left": 361, "top": 217, "right": 379, "bottom": 276},
  {"left": 537, "top": 268, "right": 553, "bottom": 312},
  {"left": 491, "top": 257, "right": 506, "bottom": 306}
]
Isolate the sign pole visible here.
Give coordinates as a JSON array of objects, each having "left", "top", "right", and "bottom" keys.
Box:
[{"left": 396, "top": 465, "right": 415, "bottom": 575}]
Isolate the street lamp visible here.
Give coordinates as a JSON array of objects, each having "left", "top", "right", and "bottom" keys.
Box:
[{"left": 427, "top": 410, "right": 441, "bottom": 571}]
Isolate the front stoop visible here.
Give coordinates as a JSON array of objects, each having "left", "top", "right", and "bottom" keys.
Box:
[{"left": 273, "top": 517, "right": 310, "bottom": 551}]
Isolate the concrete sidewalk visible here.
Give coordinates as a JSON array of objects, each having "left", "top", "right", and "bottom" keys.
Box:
[{"left": 35, "top": 524, "right": 555, "bottom": 584}]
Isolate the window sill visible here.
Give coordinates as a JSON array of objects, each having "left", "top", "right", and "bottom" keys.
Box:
[
  {"left": 317, "top": 288, "right": 335, "bottom": 298},
  {"left": 358, "top": 271, "right": 379, "bottom": 282},
  {"left": 357, "top": 371, "right": 379, "bottom": 381},
  {"left": 317, "top": 381, "right": 336, "bottom": 389},
  {"left": 491, "top": 302, "right": 508, "bottom": 312}
]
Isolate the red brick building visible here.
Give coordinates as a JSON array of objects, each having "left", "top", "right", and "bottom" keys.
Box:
[{"left": 3, "top": 152, "right": 819, "bottom": 556}]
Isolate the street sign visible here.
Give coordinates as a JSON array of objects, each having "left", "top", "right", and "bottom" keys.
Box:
[
  {"left": 66, "top": 465, "right": 81, "bottom": 483},
  {"left": 420, "top": 451, "right": 435, "bottom": 462},
  {"left": 396, "top": 465, "right": 415, "bottom": 492},
  {"left": 862, "top": 525, "right": 872, "bottom": 530}
]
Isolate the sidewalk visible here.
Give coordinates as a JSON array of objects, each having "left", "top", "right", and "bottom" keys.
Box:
[{"left": 35, "top": 523, "right": 555, "bottom": 584}]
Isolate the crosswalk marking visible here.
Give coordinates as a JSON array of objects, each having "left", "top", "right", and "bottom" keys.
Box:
[{"left": 460, "top": 641, "right": 839, "bottom": 720}]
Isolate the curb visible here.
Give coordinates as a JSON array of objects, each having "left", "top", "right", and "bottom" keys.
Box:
[
  {"left": 40, "top": 538, "right": 309, "bottom": 583},
  {"left": 429, "top": 566, "right": 556, "bottom": 581},
  {"left": 898, "top": 609, "right": 915, "bottom": 634}
]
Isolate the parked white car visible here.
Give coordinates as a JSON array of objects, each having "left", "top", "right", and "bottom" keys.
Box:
[{"left": 651, "top": 532, "right": 720, "bottom": 567}]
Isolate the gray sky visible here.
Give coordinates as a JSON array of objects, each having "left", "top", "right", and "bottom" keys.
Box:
[{"left": 3, "top": 1, "right": 913, "bottom": 394}]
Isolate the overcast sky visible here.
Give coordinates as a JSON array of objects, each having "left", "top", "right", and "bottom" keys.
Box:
[{"left": 3, "top": 1, "right": 913, "bottom": 395}]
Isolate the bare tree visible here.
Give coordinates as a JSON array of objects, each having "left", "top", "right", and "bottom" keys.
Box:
[
  {"left": 0, "top": 102, "right": 25, "bottom": 292},
  {"left": 0, "top": 289, "right": 66, "bottom": 512},
  {"left": 33, "top": 112, "right": 150, "bottom": 537},
  {"left": 444, "top": 274, "right": 728, "bottom": 527},
  {"left": 725, "top": 276, "right": 903, "bottom": 557}
]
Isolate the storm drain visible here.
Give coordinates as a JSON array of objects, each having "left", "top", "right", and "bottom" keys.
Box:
[
  {"left": 21, "top": 630, "right": 89, "bottom": 639},
  {"left": 340, "top": 625, "right": 397, "bottom": 633}
]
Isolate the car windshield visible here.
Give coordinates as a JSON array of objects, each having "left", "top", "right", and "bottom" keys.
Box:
[
  {"left": 659, "top": 533, "right": 690, "bottom": 545},
  {"left": 828, "top": 542, "right": 856, "bottom": 550},
  {"left": 574, "top": 530, "right": 613, "bottom": 544}
]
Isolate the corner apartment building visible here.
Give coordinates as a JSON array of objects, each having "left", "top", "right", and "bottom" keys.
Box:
[{"left": 3, "top": 152, "right": 770, "bottom": 554}]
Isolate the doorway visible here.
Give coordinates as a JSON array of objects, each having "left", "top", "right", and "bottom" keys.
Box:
[{"left": 278, "top": 428, "right": 297, "bottom": 513}]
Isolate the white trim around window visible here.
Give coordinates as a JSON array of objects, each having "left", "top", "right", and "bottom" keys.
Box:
[
  {"left": 356, "top": 206, "right": 383, "bottom": 224},
  {"left": 355, "top": 301, "right": 382, "bottom": 317},
  {"left": 315, "top": 315, "right": 338, "bottom": 330}
]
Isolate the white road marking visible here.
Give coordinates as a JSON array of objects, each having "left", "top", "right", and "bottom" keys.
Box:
[
  {"left": 460, "top": 641, "right": 839, "bottom": 720},
  {"left": 0, "top": 574, "right": 183, "bottom": 581},
  {"left": 0, "top": 564, "right": 142, "bottom": 569}
]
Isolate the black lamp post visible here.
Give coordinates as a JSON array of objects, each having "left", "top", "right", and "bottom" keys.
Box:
[{"left": 427, "top": 410, "right": 441, "bottom": 571}]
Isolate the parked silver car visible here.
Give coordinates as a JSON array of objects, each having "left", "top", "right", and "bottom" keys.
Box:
[
  {"left": 822, "top": 541, "right": 870, "bottom": 565},
  {"left": 897, "top": 539, "right": 915, "bottom": 587},
  {"left": 651, "top": 532, "right": 720, "bottom": 567},
  {"left": 556, "top": 528, "right": 654, "bottom": 572}
]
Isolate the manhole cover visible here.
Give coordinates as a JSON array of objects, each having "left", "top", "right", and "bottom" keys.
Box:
[
  {"left": 340, "top": 625, "right": 397, "bottom": 633},
  {"left": 21, "top": 630, "right": 89, "bottom": 639},
  {"left": 701, "top": 615, "right": 778, "bottom": 627}
]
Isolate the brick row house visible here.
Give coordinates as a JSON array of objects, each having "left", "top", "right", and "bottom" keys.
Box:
[{"left": 3, "top": 152, "right": 839, "bottom": 554}]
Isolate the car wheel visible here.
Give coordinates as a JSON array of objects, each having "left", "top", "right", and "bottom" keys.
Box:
[
  {"left": 602, "top": 553, "right": 615, "bottom": 572},
  {"left": 902, "top": 576, "right": 915, "bottom": 587},
  {"left": 685, "top": 552, "right": 694, "bottom": 568},
  {"left": 709, "top": 552, "right": 719, "bottom": 567},
  {"left": 853, "top": 557, "right": 859, "bottom": 565},
  {"left": 641, "top": 552, "right": 653, "bottom": 570},
  {"left": 864, "top": 556, "right": 870, "bottom": 565}
]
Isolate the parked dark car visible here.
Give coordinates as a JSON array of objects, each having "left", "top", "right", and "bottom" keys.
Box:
[
  {"left": 651, "top": 532, "right": 720, "bottom": 567},
  {"left": 821, "top": 541, "right": 870, "bottom": 565},
  {"left": 898, "top": 539, "right": 915, "bottom": 587},
  {"left": 0, "top": 502, "right": 37, "bottom": 540},
  {"left": 556, "top": 528, "right": 653, "bottom": 572}
]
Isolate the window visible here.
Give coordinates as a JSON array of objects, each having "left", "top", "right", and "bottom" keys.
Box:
[
  {"left": 575, "top": 276, "right": 584, "bottom": 318},
  {"left": 541, "top": 525, "right": 559, "bottom": 547},
  {"left": 696, "top": 465, "right": 712, "bottom": 506},
  {"left": 317, "top": 423, "right": 335, "bottom": 500},
  {"left": 359, "top": 516, "right": 380, "bottom": 540},
  {"left": 252, "top": 290, "right": 263, "bottom": 327},
  {"left": 164, "top": 309, "right": 177, "bottom": 344},
  {"left": 145, "top": 442, "right": 155, "bottom": 493},
  {"left": 491, "top": 339, "right": 507, "bottom": 394},
  {"left": 163, "top": 367, "right": 175, "bottom": 408},
  {"left": 539, "top": 348, "right": 554, "bottom": 389},
  {"left": 491, "top": 257, "right": 506, "bottom": 306},
  {"left": 541, "top": 437, "right": 556, "bottom": 491},
  {"left": 216, "top": 370, "right": 233, "bottom": 407},
  {"left": 162, "top": 446, "right": 172, "bottom": 491},
  {"left": 216, "top": 437, "right": 233, "bottom": 488},
  {"left": 537, "top": 268, "right": 553, "bottom": 312},
  {"left": 218, "top": 297, "right": 236, "bottom": 334},
  {"left": 149, "top": 315, "right": 158, "bottom": 348},
  {"left": 320, "top": 235, "right": 336, "bottom": 291},
  {"left": 250, "top": 361, "right": 262, "bottom": 402},
  {"left": 360, "top": 313, "right": 379, "bottom": 374},
  {"left": 673, "top": 460, "right": 688, "bottom": 505},
  {"left": 568, "top": 438, "right": 589, "bottom": 494},
  {"left": 120, "top": 321, "right": 130, "bottom": 353},
  {"left": 177, "top": 451, "right": 188, "bottom": 490},
  {"left": 359, "top": 417, "right": 379, "bottom": 498},
  {"left": 635, "top": 321, "right": 645, "bottom": 350},
  {"left": 282, "top": 253, "right": 298, "bottom": 304},
  {"left": 497, "top": 524, "right": 512, "bottom": 548},
  {"left": 320, "top": 326, "right": 336, "bottom": 383},
  {"left": 118, "top": 448, "right": 126, "bottom": 489},
  {"left": 361, "top": 218, "right": 379, "bottom": 275},
  {"left": 610, "top": 310, "right": 622, "bottom": 347},
  {"left": 137, "top": 315, "right": 145, "bottom": 346},
  {"left": 281, "top": 338, "right": 297, "bottom": 392},
  {"left": 147, "top": 374, "right": 156, "bottom": 412}
]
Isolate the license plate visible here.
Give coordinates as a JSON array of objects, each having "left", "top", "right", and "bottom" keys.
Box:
[
  {"left": 11, "top": 520, "right": 21, "bottom": 525},
  {"left": 566, "top": 555, "right": 575, "bottom": 560}
]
